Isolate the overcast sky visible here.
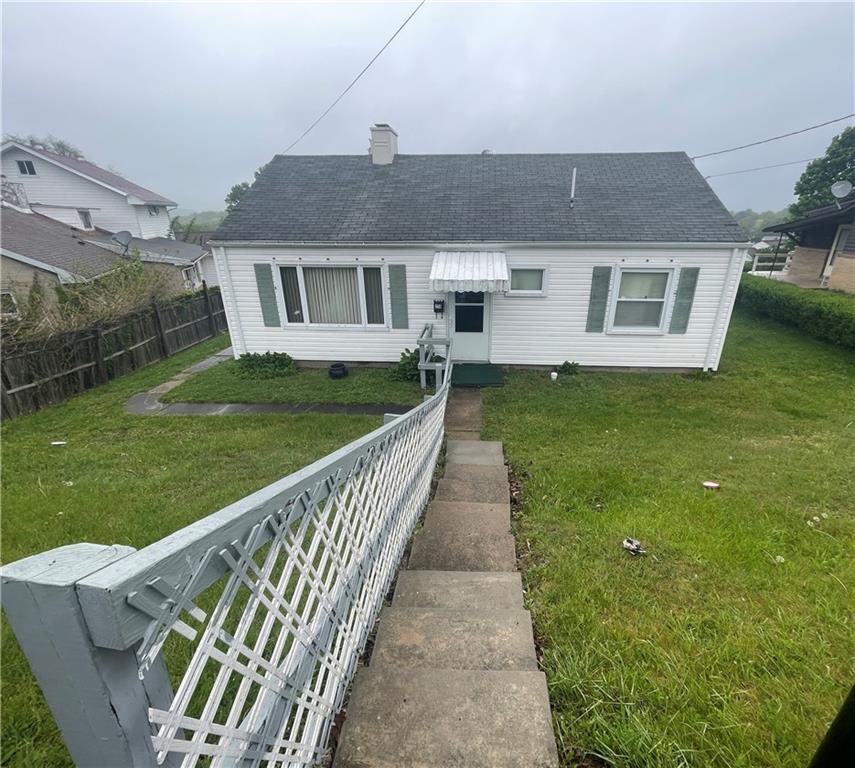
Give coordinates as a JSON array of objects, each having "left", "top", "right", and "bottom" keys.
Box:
[{"left": 2, "top": 1, "right": 853, "bottom": 213}]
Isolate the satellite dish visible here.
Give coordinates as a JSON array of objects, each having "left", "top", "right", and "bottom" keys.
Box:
[
  {"left": 110, "top": 230, "right": 134, "bottom": 255},
  {"left": 831, "top": 180, "right": 853, "bottom": 199}
]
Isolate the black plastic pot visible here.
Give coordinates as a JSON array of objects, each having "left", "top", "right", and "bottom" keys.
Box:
[{"left": 328, "top": 362, "right": 348, "bottom": 380}]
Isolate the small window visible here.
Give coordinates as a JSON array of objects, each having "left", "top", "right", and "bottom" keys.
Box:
[
  {"left": 147, "top": 205, "right": 160, "bottom": 217},
  {"left": 612, "top": 270, "right": 670, "bottom": 329},
  {"left": 363, "top": 267, "right": 385, "bottom": 325},
  {"left": 1, "top": 290, "right": 18, "bottom": 316},
  {"left": 16, "top": 160, "right": 36, "bottom": 175},
  {"left": 509, "top": 268, "right": 545, "bottom": 294},
  {"left": 77, "top": 209, "right": 93, "bottom": 229},
  {"left": 279, "top": 266, "right": 304, "bottom": 323}
]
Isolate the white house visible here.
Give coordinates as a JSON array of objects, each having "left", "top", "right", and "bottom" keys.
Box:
[
  {"left": 1, "top": 140, "right": 176, "bottom": 238},
  {"left": 211, "top": 125, "right": 749, "bottom": 371}
]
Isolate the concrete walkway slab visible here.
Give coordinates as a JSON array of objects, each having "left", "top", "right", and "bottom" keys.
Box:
[
  {"left": 446, "top": 439, "right": 505, "bottom": 466},
  {"left": 334, "top": 667, "right": 558, "bottom": 768},
  {"left": 442, "top": 463, "right": 509, "bottom": 484},
  {"left": 435, "top": 476, "right": 510, "bottom": 505},
  {"left": 408, "top": 526, "right": 516, "bottom": 572},
  {"left": 422, "top": 501, "right": 510, "bottom": 533},
  {"left": 392, "top": 570, "right": 523, "bottom": 610},
  {"left": 371, "top": 607, "right": 537, "bottom": 671}
]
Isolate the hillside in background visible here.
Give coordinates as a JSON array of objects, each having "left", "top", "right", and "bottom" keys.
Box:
[
  {"left": 731, "top": 209, "right": 791, "bottom": 240},
  {"left": 171, "top": 210, "right": 226, "bottom": 233}
]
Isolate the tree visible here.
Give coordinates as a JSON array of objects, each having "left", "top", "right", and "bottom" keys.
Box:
[
  {"left": 4, "top": 133, "right": 84, "bottom": 159},
  {"left": 789, "top": 126, "right": 855, "bottom": 218},
  {"left": 224, "top": 165, "right": 267, "bottom": 212}
]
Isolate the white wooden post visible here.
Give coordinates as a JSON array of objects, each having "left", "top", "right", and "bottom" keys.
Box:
[{"left": 1, "top": 543, "right": 178, "bottom": 768}]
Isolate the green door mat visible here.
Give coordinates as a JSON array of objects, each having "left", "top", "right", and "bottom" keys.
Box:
[{"left": 451, "top": 363, "right": 504, "bottom": 387}]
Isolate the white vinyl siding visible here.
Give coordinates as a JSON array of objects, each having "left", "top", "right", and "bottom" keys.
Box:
[
  {"left": 217, "top": 245, "right": 743, "bottom": 369},
  {"left": 1, "top": 148, "right": 171, "bottom": 237}
]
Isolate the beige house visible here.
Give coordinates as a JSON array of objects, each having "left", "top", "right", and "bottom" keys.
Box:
[{"left": 763, "top": 200, "right": 855, "bottom": 293}]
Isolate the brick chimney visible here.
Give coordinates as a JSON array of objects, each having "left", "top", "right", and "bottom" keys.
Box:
[{"left": 369, "top": 124, "right": 398, "bottom": 165}]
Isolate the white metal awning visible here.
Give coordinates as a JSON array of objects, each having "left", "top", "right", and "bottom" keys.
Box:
[{"left": 429, "top": 251, "right": 509, "bottom": 292}]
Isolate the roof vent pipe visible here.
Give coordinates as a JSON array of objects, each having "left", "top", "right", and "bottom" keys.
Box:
[
  {"left": 369, "top": 124, "right": 398, "bottom": 165},
  {"left": 570, "top": 167, "right": 577, "bottom": 209}
]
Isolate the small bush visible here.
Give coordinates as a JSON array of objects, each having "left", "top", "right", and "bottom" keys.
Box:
[
  {"left": 556, "top": 360, "right": 581, "bottom": 375},
  {"left": 737, "top": 275, "right": 855, "bottom": 349},
  {"left": 390, "top": 348, "right": 443, "bottom": 385},
  {"left": 235, "top": 352, "right": 296, "bottom": 379}
]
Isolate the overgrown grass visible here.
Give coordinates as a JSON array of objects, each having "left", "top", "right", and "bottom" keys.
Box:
[
  {"left": 0, "top": 335, "right": 383, "bottom": 767},
  {"left": 161, "top": 360, "right": 424, "bottom": 406},
  {"left": 483, "top": 309, "right": 854, "bottom": 767}
]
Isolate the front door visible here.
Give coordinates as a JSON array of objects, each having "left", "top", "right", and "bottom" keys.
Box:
[{"left": 451, "top": 291, "right": 490, "bottom": 361}]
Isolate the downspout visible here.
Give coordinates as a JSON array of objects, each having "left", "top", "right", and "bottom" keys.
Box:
[{"left": 704, "top": 247, "right": 743, "bottom": 371}]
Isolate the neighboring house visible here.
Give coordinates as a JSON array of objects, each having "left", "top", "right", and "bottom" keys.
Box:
[
  {"left": 762, "top": 200, "right": 855, "bottom": 293},
  {"left": 1, "top": 140, "right": 176, "bottom": 238},
  {"left": 1, "top": 205, "right": 189, "bottom": 310},
  {"left": 211, "top": 124, "right": 748, "bottom": 371}
]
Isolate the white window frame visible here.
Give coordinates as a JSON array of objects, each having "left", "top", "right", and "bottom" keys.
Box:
[
  {"left": 606, "top": 265, "right": 676, "bottom": 335},
  {"left": 506, "top": 266, "right": 548, "bottom": 297},
  {"left": 77, "top": 209, "right": 93, "bottom": 229},
  {"left": 16, "top": 159, "right": 36, "bottom": 176},
  {"left": 147, "top": 205, "right": 161, "bottom": 217},
  {"left": 1, "top": 289, "right": 19, "bottom": 317},
  {"left": 275, "top": 262, "right": 390, "bottom": 330}
]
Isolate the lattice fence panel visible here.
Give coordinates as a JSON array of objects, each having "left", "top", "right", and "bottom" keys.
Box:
[{"left": 143, "top": 385, "right": 448, "bottom": 767}]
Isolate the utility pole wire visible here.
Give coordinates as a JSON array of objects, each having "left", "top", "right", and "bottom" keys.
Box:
[
  {"left": 692, "top": 114, "right": 855, "bottom": 160},
  {"left": 282, "top": 1, "right": 427, "bottom": 154},
  {"left": 704, "top": 157, "right": 820, "bottom": 180}
]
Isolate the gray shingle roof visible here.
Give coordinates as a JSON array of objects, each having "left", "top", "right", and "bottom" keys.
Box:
[
  {"left": 5, "top": 143, "right": 177, "bottom": 206},
  {"left": 214, "top": 152, "right": 746, "bottom": 244},
  {"left": 1, "top": 207, "right": 123, "bottom": 278}
]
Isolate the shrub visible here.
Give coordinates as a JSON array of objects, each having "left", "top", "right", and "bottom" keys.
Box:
[
  {"left": 235, "top": 351, "right": 296, "bottom": 379},
  {"left": 737, "top": 275, "right": 855, "bottom": 349},
  {"left": 556, "top": 360, "right": 581, "bottom": 375},
  {"left": 390, "top": 348, "right": 443, "bottom": 385}
]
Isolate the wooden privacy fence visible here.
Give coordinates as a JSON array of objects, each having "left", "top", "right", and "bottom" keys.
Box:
[
  {"left": 1, "top": 283, "right": 227, "bottom": 419},
  {"left": 1, "top": 351, "right": 453, "bottom": 768}
]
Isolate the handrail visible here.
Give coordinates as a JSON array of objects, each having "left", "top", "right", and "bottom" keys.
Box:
[{"left": 2, "top": 352, "right": 453, "bottom": 767}]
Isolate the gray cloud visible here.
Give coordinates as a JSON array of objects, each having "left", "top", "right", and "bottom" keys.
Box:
[{"left": 3, "top": 1, "right": 853, "bottom": 213}]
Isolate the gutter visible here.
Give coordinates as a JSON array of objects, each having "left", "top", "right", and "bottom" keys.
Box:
[{"left": 207, "top": 239, "right": 751, "bottom": 250}]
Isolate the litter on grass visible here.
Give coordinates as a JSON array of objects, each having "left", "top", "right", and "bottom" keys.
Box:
[
  {"left": 50, "top": 441, "right": 67, "bottom": 446},
  {"left": 622, "top": 538, "right": 647, "bottom": 556},
  {"left": 703, "top": 481, "right": 721, "bottom": 490}
]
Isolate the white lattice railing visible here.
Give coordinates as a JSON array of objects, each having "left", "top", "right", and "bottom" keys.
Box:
[{"left": 2, "top": 354, "right": 452, "bottom": 768}]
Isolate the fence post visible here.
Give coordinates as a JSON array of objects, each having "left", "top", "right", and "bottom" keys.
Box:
[
  {"left": 201, "top": 280, "right": 217, "bottom": 339},
  {"left": 94, "top": 328, "right": 109, "bottom": 384},
  {"left": 1, "top": 543, "right": 175, "bottom": 767},
  {"left": 151, "top": 301, "right": 170, "bottom": 359}
]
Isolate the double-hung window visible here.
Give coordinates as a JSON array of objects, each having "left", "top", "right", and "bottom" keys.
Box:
[
  {"left": 279, "top": 265, "right": 386, "bottom": 327},
  {"left": 508, "top": 268, "right": 546, "bottom": 296},
  {"left": 16, "top": 160, "right": 36, "bottom": 175},
  {"left": 610, "top": 269, "right": 672, "bottom": 331}
]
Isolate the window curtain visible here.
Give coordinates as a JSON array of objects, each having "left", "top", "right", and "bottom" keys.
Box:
[
  {"left": 304, "top": 267, "right": 360, "bottom": 324},
  {"left": 363, "top": 267, "right": 385, "bottom": 324}
]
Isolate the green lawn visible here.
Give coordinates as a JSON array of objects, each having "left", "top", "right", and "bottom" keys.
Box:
[
  {"left": 161, "top": 360, "right": 425, "bottom": 406},
  {"left": 0, "top": 335, "right": 383, "bottom": 767},
  {"left": 483, "top": 308, "right": 854, "bottom": 767}
]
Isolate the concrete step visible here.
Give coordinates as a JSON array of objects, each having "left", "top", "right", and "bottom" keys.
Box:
[
  {"left": 371, "top": 607, "right": 537, "bottom": 671},
  {"left": 446, "top": 439, "right": 504, "bottom": 467},
  {"left": 442, "top": 462, "right": 508, "bottom": 484},
  {"left": 408, "top": 524, "right": 516, "bottom": 572},
  {"left": 393, "top": 570, "right": 523, "bottom": 610},
  {"left": 333, "top": 667, "right": 559, "bottom": 768},
  {"left": 445, "top": 429, "right": 480, "bottom": 441},
  {"left": 435, "top": 476, "right": 510, "bottom": 505},
  {"left": 422, "top": 501, "right": 510, "bottom": 533}
]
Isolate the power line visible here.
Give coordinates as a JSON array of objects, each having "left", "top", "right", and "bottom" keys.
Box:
[
  {"left": 691, "top": 114, "right": 854, "bottom": 160},
  {"left": 704, "top": 157, "right": 819, "bottom": 180},
  {"left": 282, "top": 1, "right": 426, "bottom": 154}
]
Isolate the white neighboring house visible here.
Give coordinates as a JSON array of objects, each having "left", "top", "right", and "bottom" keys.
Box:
[
  {"left": 211, "top": 124, "right": 749, "bottom": 371},
  {"left": 1, "top": 140, "right": 176, "bottom": 238}
]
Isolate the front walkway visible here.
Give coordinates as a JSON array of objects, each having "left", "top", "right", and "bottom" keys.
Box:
[{"left": 334, "top": 389, "right": 558, "bottom": 767}]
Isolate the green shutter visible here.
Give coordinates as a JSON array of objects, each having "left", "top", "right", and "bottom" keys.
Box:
[
  {"left": 669, "top": 267, "right": 700, "bottom": 334},
  {"left": 585, "top": 266, "right": 612, "bottom": 332},
  {"left": 388, "top": 265, "right": 408, "bottom": 329},
  {"left": 253, "top": 263, "right": 280, "bottom": 327}
]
